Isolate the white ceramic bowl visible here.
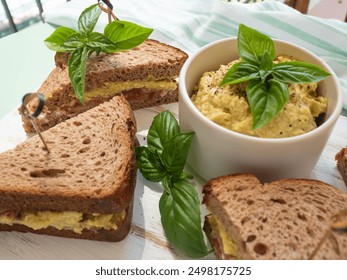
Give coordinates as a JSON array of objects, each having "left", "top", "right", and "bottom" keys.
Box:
[{"left": 179, "top": 38, "right": 343, "bottom": 182}]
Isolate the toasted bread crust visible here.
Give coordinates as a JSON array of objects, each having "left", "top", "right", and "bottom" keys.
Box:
[
  {"left": 203, "top": 174, "right": 347, "bottom": 260},
  {"left": 335, "top": 147, "right": 347, "bottom": 187}
]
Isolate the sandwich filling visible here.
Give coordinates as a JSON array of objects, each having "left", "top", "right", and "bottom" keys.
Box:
[
  {"left": 206, "top": 214, "right": 240, "bottom": 259},
  {"left": 0, "top": 210, "right": 126, "bottom": 234},
  {"left": 44, "top": 79, "right": 177, "bottom": 102},
  {"left": 84, "top": 79, "right": 177, "bottom": 102}
]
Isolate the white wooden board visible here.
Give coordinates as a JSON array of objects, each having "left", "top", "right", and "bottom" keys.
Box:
[{"left": 0, "top": 104, "right": 346, "bottom": 259}]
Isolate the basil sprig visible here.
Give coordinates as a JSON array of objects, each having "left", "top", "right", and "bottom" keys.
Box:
[
  {"left": 44, "top": 4, "right": 153, "bottom": 104},
  {"left": 221, "top": 24, "right": 330, "bottom": 130},
  {"left": 136, "top": 111, "right": 209, "bottom": 258}
]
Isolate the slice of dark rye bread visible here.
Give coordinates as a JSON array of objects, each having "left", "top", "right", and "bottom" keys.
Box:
[
  {"left": 0, "top": 95, "right": 137, "bottom": 242},
  {"left": 202, "top": 174, "right": 347, "bottom": 260},
  {"left": 21, "top": 39, "right": 188, "bottom": 133},
  {"left": 335, "top": 147, "right": 347, "bottom": 187}
]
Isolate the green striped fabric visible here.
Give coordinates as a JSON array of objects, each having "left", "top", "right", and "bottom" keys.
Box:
[{"left": 44, "top": 0, "right": 347, "bottom": 111}]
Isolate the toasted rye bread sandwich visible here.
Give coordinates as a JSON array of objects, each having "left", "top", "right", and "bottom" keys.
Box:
[
  {"left": 202, "top": 174, "right": 347, "bottom": 260},
  {"left": 335, "top": 147, "right": 347, "bottom": 187},
  {"left": 0, "top": 95, "right": 136, "bottom": 242},
  {"left": 21, "top": 39, "right": 188, "bottom": 133}
]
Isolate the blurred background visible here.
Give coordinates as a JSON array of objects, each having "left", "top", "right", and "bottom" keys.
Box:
[
  {"left": 0, "top": 0, "right": 67, "bottom": 38},
  {"left": 0, "top": 0, "right": 346, "bottom": 39}
]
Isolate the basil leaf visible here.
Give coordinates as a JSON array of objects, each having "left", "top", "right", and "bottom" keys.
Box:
[
  {"left": 272, "top": 61, "right": 331, "bottom": 83},
  {"left": 259, "top": 51, "right": 273, "bottom": 83},
  {"left": 68, "top": 47, "right": 89, "bottom": 104},
  {"left": 147, "top": 111, "right": 180, "bottom": 154},
  {"left": 161, "top": 132, "right": 194, "bottom": 179},
  {"left": 63, "top": 33, "right": 84, "bottom": 49},
  {"left": 220, "top": 61, "right": 259, "bottom": 85},
  {"left": 78, "top": 4, "right": 101, "bottom": 35},
  {"left": 44, "top": 26, "right": 77, "bottom": 52},
  {"left": 135, "top": 111, "right": 209, "bottom": 258},
  {"left": 180, "top": 171, "right": 194, "bottom": 180},
  {"left": 136, "top": 146, "right": 167, "bottom": 182},
  {"left": 259, "top": 51, "right": 273, "bottom": 71},
  {"left": 161, "top": 176, "right": 172, "bottom": 194},
  {"left": 159, "top": 180, "right": 208, "bottom": 258},
  {"left": 86, "top": 32, "right": 117, "bottom": 52},
  {"left": 247, "top": 79, "right": 289, "bottom": 129},
  {"left": 104, "top": 20, "right": 153, "bottom": 51},
  {"left": 238, "top": 24, "right": 275, "bottom": 65}
]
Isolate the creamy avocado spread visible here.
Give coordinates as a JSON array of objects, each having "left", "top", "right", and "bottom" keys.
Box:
[
  {"left": 0, "top": 210, "right": 126, "bottom": 234},
  {"left": 192, "top": 56, "right": 327, "bottom": 138}
]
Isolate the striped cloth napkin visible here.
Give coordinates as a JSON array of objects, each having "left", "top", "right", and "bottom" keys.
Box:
[{"left": 43, "top": 0, "right": 347, "bottom": 112}]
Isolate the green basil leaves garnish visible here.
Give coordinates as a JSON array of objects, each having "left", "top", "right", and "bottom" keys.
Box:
[
  {"left": 221, "top": 24, "right": 330, "bottom": 129},
  {"left": 237, "top": 24, "right": 275, "bottom": 65},
  {"left": 104, "top": 20, "right": 153, "bottom": 52},
  {"left": 246, "top": 79, "right": 289, "bottom": 130},
  {"left": 78, "top": 3, "right": 102, "bottom": 35},
  {"left": 272, "top": 61, "right": 332, "bottom": 83},
  {"left": 44, "top": 4, "right": 153, "bottom": 104},
  {"left": 221, "top": 62, "right": 259, "bottom": 85},
  {"left": 68, "top": 47, "right": 89, "bottom": 104},
  {"left": 159, "top": 180, "right": 208, "bottom": 258},
  {"left": 44, "top": 26, "right": 77, "bottom": 52},
  {"left": 136, "top": 111, "right": 209, "bottom": 258},
  {"left": 147, "top": 111, "right": 180, "bottom": 154}
]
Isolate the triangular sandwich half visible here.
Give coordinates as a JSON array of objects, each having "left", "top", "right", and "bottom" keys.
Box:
[
  {"left": 21, "top": 39, "right": 188, "bottom": 133},
  {"left": 0, "top": 95, "right": 136, "bottom": 242},
  {"left": 203, "top": 174, "right": 347, "bottom": 259}
]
